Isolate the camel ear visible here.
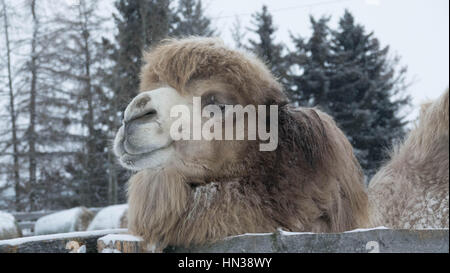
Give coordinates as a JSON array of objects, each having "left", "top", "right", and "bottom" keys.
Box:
[
  {"left": 264, "top": 98, "right": 289, "bottom": 108},
  {"left": 261, "top": 80, "right": 290, "bottom": 107},
  {"left": 278, "top": 107, "right": 330, "bottom": 168},
  {"left": 262, "top": 96, "right": 290, "bottom": 130}
]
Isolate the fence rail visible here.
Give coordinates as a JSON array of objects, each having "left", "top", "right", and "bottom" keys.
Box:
[{"left": 0, "top": 228, "right": 448, "bottom": 253}]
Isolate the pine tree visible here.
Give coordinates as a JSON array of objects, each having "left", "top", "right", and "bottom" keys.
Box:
[
  {"left": 97, "top": 37, "right": 130, "bottom": 206},
  {"left": 111, "top": 0, "right": 173, "bottom": 113},
  {"left": 98, "top": 0, "right": 175, "bottom": 205},
  {"left": 172, "top": 0, "right": 215, "bottom": 37},
  {"left": 287, "top": 11, "right": 410, "bottom": 178},
  {"left": 230, "top": 16, "right": 246, "bottom": 49},
  {"left": 331, "top": 11, "right": 410, "bottom": 177},
  {"left": 248, "top": 5, "right": 286, "bottom": 80},
  {"left": 288, "top": 16, "right": 332, "bottom": 105}
]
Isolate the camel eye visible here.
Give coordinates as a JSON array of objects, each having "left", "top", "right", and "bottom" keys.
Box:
[
  {"left": 204, "top": 94, "right": 220, "bottom": 106},
  {"left": 203, "top": 92, "right": 235, "bottom": 110},
  {"left": 209, "top": 95, "right": 216, "bottom": 104}
]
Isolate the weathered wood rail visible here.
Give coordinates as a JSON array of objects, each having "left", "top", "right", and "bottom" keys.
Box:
[
  {"left": 0, "top": 228, "right": 448, "bottom": 253},
  {"left": 0, "top": 229, "right": 127, "bottom": 253}
]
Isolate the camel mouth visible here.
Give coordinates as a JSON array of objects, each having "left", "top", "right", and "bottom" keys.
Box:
[
  {"left": 120, "top": 144, "right": 172, "bottom": 160},
  {"left": 119, "top": 142, "right": 173, "bottom": 170}
]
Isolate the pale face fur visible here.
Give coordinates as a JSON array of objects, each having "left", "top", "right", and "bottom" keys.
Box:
[{"left": 114, "top": 87, "right": 187, "bottom": 170}]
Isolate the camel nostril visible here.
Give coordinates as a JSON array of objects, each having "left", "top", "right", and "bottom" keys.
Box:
[
  {"left": 126, "top": 109, "right": 158, "bottom": 125},
  {"left": 142, "top": 109, "right": 157, "bottom": 118},
  {"left": 135, "top": 109, "right": 157, "bottom": 121}
]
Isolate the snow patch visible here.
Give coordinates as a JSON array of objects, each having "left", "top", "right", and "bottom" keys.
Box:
[
  {"left": 344, "top": 226, "right": 389, "bottom": 233},
  {"left": 34, "top": 207, "right": 92, "bottom": 235},
  {"left": 0, "top": 211, "right": 20, "bottom": 240},
  {"left": 0, "top": 212, "right": 16, "bottom": 232},
  {"left": 187, "top": 183, "right": 218, "bottom": 220},
  {"left": 227, "top": 232, "right": 273, "bottom": 239},
  {"left": 227, "top": 227, "right": 392, "bottom": 239},
  {"left": 277, "top": 229, "right": 316, "bottom": 236},
  {"left": 102, "top": 248, "right": 122, "bottom": 253},
  {"left": 87, "top": 204, "right": 128, "bottom": 231}
]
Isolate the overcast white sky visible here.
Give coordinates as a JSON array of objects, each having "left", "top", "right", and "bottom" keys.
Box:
[{"left": 200, "top": 0, "right": 449, "bottom": 121}]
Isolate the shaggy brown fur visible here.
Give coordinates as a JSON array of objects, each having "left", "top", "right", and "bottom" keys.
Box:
[
  {"left": 140, "top": 38, "right": 286, "bottom": 106},
  {"left": 125, "top": 37, "right": 369, "bottom": 249},
  {"left": 369, "top": 89, "right": 449, "bottom": 229}
]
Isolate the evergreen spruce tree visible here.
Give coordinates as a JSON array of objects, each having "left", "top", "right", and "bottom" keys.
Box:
[
  {"left": 172, "top": 0, "right": 215, "bottom": 37},
  {"left": 288, "top": 11, "right": 410, "bottom": 178},
  {"left": 288, "top": 16, "right": 332, "bottom": 105},
  {"left": 230, "top": 16, "right": 246, "bottom": 49},
  {"left": 248, "top": 5, "right": 286, "bottom": 80},
  {"left": 331, "top": 11, "right": 410, "bottom": 177},
  {"left": 98, "top": 0, "right": 175, "bottom": 205},
  {"left": 112, "top": 0, "right": 173, "bottom": 113}
]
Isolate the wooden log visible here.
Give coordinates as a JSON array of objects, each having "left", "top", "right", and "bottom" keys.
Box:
[
  {"left": 97, "top": 234, "right": 149, "bottom": 253},
  {"left": 167, "top": 228, "right": 449, "bottom": 253},
  {"left": 0, "top": 229, "right": 127, "bottom": 253}
]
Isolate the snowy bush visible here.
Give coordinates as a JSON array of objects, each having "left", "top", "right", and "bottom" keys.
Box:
[
  {"left": 0, "top": 211, "right": 22, "bottom": 240},
  {"left": 34, "top": 207, "right": 94, "bottom": 235},
  {"left": 87, "top": 204, "right": 128, "bottom": 231}
]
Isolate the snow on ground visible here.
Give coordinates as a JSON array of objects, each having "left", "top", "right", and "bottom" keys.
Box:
[
  {"left": 344, "top": 226, "right": 389, "bottom": 233},
  {"left": 0, "top": 212, "right": 16, "bottom": 232},
  {"left": 34, "top": 207, "right": 93, "bottom": 235},
  {"left": 228, "top": 232, "right": 273, "bottom": 239},
  {"left": 87, "top": 204, "right": 128, "bottom": 231},
  {"left": 277, "top": 229, "right": 316, "bottom": 236},
  {"left": 101, "top": 248, "right": 122, "bottom": 253},
  {"left": 279, "top": 227, "right": 390, "bottom": 236},
  {"left": 0, "top": 211, "right": 21, "bottom": 240},
  {"left": 0, "top": 228, "right": 127, "bottom": 246},
  {"left": 228, "top": 227, "right": 392, "bottom": 239}
]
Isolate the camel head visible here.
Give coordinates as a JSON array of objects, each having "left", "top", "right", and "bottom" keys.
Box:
[{"left": 114, "top": 37, "right": 288, "bottom": 181}]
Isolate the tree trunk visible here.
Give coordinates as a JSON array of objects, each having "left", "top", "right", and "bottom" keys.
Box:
[
  {"left": 28, "top": 0, "right": 38, "bottom": 211},
  {"left": 139, "top": 2, "right": 148, "bottom": 45},
  {"left": 107, "top": 148, "right": 118, "bottom": 205},
  {"left": 2, "top": 0, "right": 21, "bottom": 211},
  {"left": 80, "top": 2, "right": 94, "bottom": 206}
]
